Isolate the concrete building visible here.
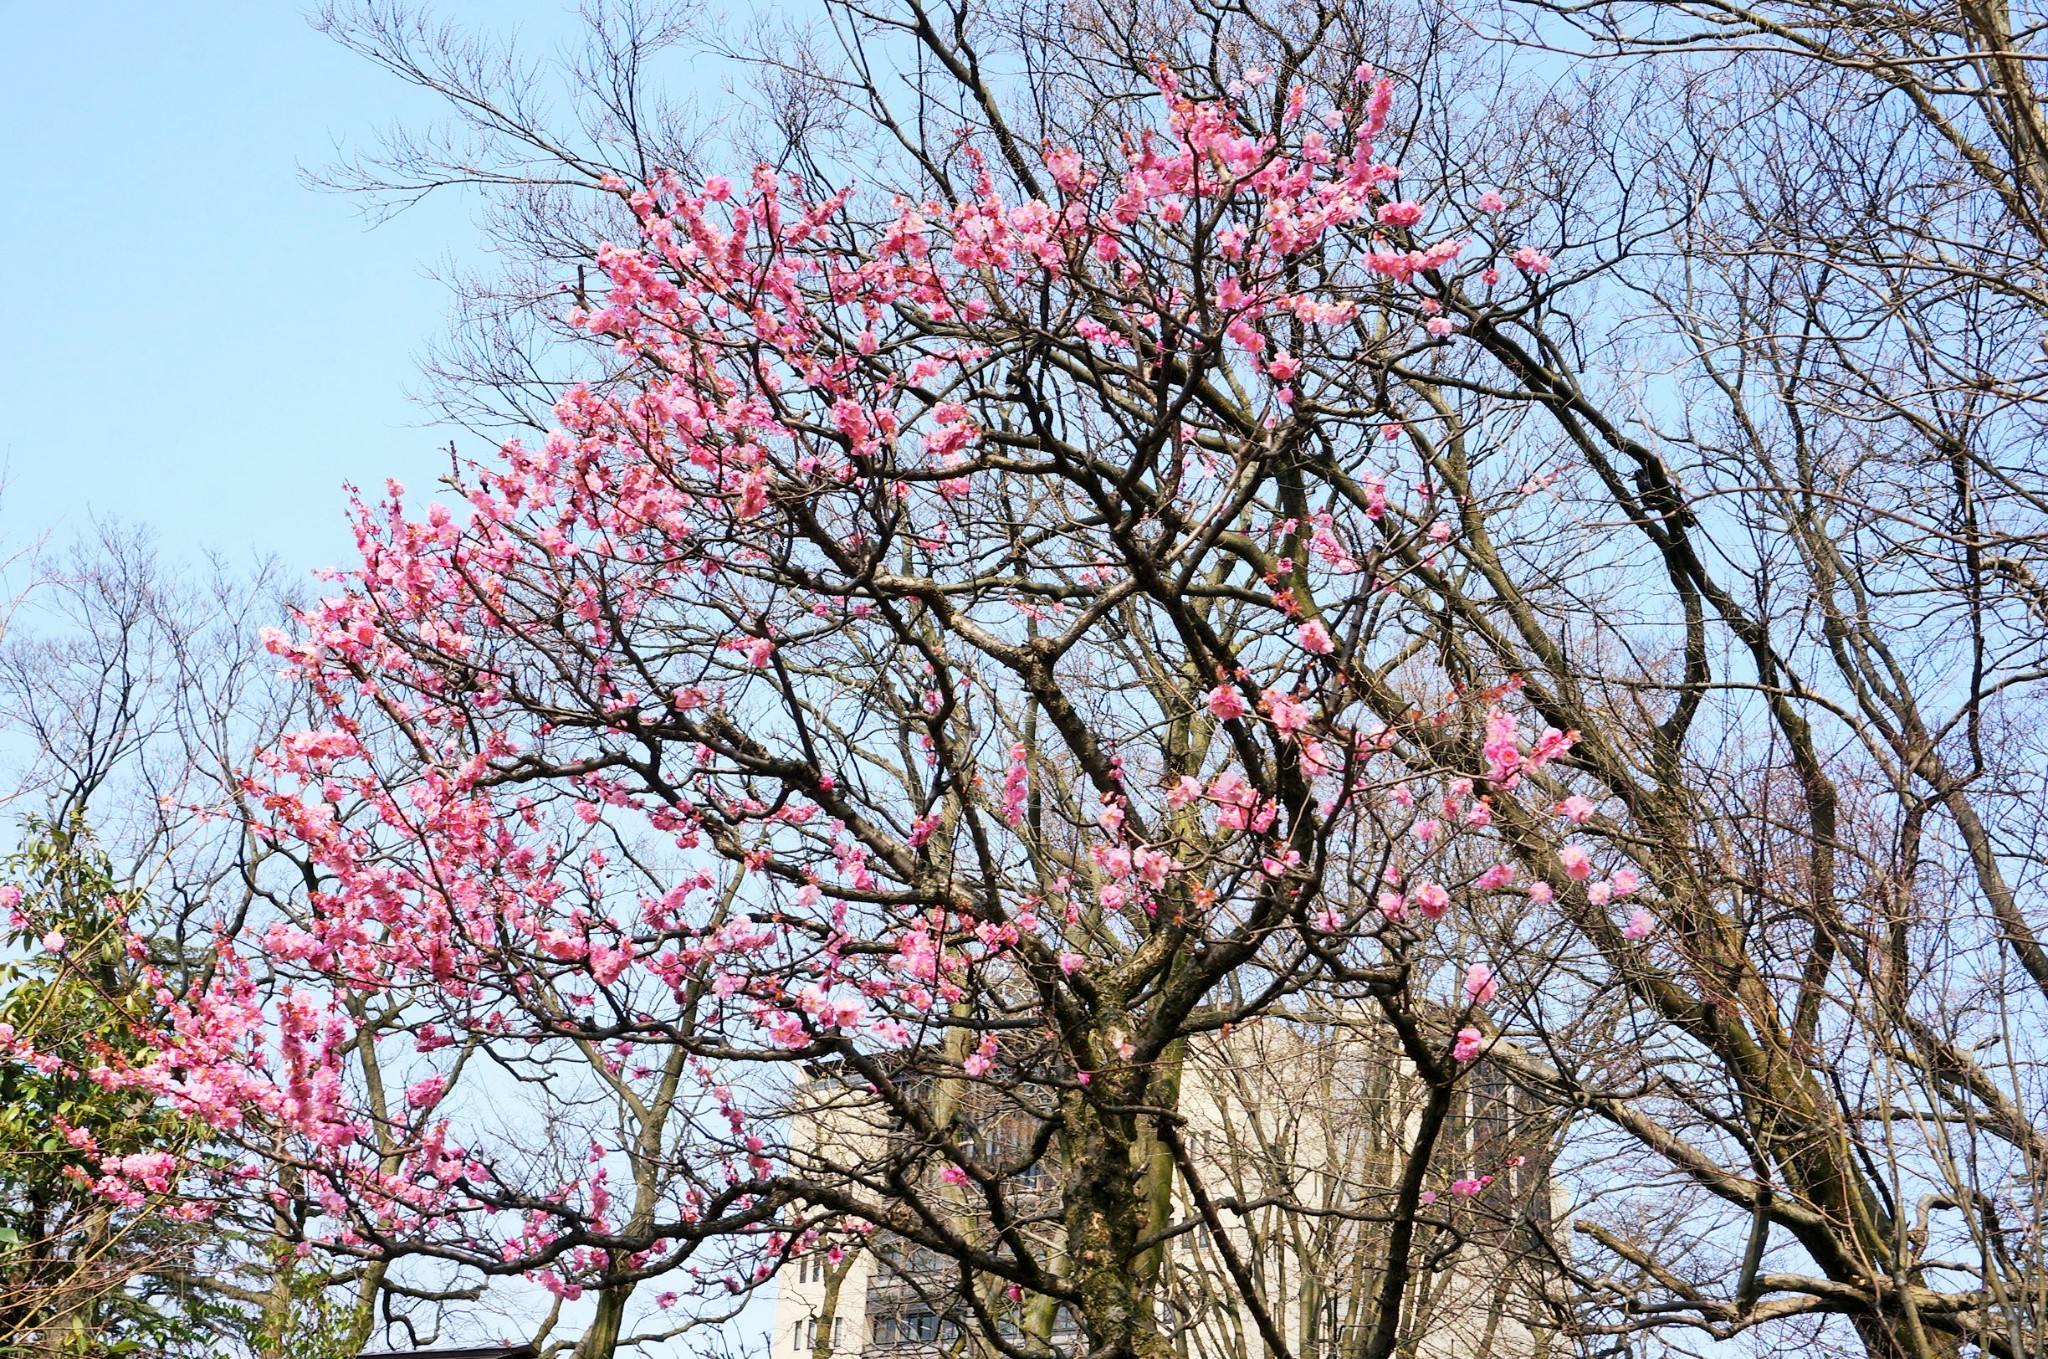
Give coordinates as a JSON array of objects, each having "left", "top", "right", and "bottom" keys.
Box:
[{"left": 770, "top": 1015, "right": 1561, "bottom": 1359}]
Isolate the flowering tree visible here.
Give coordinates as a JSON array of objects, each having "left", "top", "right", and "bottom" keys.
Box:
[
  {"left": 60, "top": 26, "right": 1604, "bottom": 1359},
  {"left": 0, "top": 532, "right": 461, "bottom": 1358},
  {"left": 17, "top": 0, "right": 2048, "bottom": 1356}
]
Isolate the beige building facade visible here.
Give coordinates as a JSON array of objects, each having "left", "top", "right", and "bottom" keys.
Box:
[{"left": 772, "top": 1016, "right": 1562, "bottom": 1359}]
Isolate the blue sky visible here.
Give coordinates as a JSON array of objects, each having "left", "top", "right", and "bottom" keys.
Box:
[{"left": 0, "top": 1, "right": 589, "bottom": 577}]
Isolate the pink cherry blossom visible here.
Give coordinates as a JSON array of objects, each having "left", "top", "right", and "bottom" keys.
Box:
[
  {"left": 1263, "top": 688, "right": 1311, "bottom": 737},
  {"left": 1260, "top": 851, "right": 1302, "bottom": 879},
  {"left": 1207, "top": 684, "right": 1249, "bottom": 720},
  {"left": 1558, "top": 845, "right": 1594, "bottom": 880},
  {"left": 1001, "top": 742, "right": 1031, "bottom": 827}
]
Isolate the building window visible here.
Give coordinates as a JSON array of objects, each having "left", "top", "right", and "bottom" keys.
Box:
[
  {"left": 872, "top": 1310, "right": 956, "bottom": 1348},
  {"left": 796, "top": 1316, "right": 844, "bottom": 1351},
  {"left": 791, "top": 1253, "right": 842, "bottom": 1285}
]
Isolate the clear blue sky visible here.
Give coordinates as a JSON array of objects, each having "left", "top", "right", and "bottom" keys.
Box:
[{"left": 0, "top": 1, "right": 588, "bottom": 576}]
